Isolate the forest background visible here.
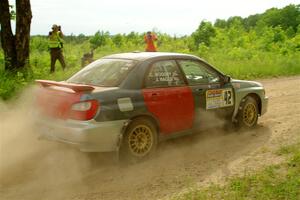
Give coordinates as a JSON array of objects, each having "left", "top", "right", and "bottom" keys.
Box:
[{"left": 0, "top": 4, "right": 299, "bottom": 100}]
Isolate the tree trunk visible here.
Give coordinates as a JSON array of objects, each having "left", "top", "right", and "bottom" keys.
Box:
[
  {"left": 0, "top": 0, "right": 17, "bottom": 70},
  {"left": 0, "top": 0, "right": 32, "bottom": 71},
  {"left": 15, "top": 0, "right": 32, "bottom": 69}
]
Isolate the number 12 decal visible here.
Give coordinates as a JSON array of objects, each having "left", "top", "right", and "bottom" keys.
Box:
[{"left": 224, "top": 90, "right": 232, "bottom": 105}]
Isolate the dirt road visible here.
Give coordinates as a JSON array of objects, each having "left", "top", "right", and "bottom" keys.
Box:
[{"left": 0, "top": 76, "right": 299, "bottom": 200}]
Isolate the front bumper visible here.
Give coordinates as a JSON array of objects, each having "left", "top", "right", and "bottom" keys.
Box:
[{"left": 36, "top": 117, "right": 127, "bottom": 152}]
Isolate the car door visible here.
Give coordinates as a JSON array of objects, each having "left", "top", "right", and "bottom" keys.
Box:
[
  {"left": 177, "top": 59, "right": 234, "bottom": 129},
  {"left": 142, "top": 60, "right": 195, "bottom": 134}
]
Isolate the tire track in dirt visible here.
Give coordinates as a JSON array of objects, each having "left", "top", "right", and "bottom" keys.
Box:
[{"left": 0, "top": 76, "right": 299, "bottom": 200}]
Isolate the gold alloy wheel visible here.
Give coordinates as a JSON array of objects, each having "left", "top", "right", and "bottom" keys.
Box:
[
  {"left": 128, "top": 125, "right": 153, "bottom": 157},
  {"left": 243, "top": 102, "right": 257, "bottom": 127}
]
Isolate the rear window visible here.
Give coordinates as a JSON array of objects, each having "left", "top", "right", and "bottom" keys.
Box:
[{"left": 67, "top": 59, "right": 137, "bottom": 87}]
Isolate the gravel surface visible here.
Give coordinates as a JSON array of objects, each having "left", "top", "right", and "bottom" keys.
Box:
[{"left": 1, "top": 76, "right": 299, "bottom": 200}]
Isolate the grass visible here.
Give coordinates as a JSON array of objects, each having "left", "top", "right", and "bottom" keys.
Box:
[
  {"left": 173, "top": 142, "right": 300, "bottom": 200},
  {"left": 1, "top": 39, "right": 300, "bottom": 101},
  {"left": 203, "top": 52, "right": 300, "bottom": 79}
]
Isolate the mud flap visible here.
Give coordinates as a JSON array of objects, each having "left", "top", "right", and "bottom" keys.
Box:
[{"left": 114, "top": 120, "right": 130, "bottom": 163}]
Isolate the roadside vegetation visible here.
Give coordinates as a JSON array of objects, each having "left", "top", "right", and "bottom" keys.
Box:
[
  {"left": 174, "top": 141, "right": 300, "bottom": 200},
  {"left": 1, "top": 4, "right": 300, "bottom": 101},
  {"left": 0, "top": 4, "right": 300, "bottom": 200}
]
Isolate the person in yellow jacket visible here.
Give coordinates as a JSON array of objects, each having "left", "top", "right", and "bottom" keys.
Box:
[{"left": 49, "top": 24, "right": 66, "bottom": 73}]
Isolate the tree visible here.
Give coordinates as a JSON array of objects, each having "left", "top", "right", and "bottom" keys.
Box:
[
  {"left": 244, "top": 14, "right": 261, "bottom": 30},
  {"left": 192, "top": 21, "right": 216, "bottom": 48},
  {"left": 112, "top": 33, "right": 124, "bottom": 47},
  {"left": 126, "top": 31, "right": 141, "bottom": 46},
  {"left": 214, "top": 19, "right": 227, "bottom": 29},
  {"left": 89, "top": 31, "right": 110, "bottom": 49},
  {"left": 260, "top": 5, "right": 300, "bottom": 31},
  {"left": 227, "top": 16, "right": 244, "bottom": 28},
  {"left": 0, "top": 0, "right": 32, "bottom": 71}
]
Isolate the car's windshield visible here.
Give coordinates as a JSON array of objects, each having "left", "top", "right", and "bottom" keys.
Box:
[{"left": 67, "top": 58, "right": 137, "bottom": 87}]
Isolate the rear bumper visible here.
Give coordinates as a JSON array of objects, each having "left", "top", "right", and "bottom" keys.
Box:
[{"left": 36, "top": 117, "right": 127, "bottom": 152}]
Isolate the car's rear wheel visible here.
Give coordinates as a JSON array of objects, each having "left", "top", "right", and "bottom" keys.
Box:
[
  {"left": 120, "top": 118, "right": 158, "bottom": 163},
  {"left": 237, "top": 96, "right": 259, "bottom": 128}
]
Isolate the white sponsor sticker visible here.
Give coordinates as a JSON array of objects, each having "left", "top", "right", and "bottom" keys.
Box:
[
  {"left": 148, "top": 71, "right": 181, "bottom": 82},
  {"left": 206, "top": 88, "right": 234, "bottom": 109},
  {"left": 118, "top": 97, "right": 134, "bottom": 112}
]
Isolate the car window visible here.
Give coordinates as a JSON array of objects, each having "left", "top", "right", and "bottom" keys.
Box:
[
  {"left": 178, "top": 60, "right": 220, "bottom": 85},
  {"left": 145, "top": 60, "right": 185, "bottom": 88},
  {"left": 67, "top": 59, "right": 136, "bottom": 87}
]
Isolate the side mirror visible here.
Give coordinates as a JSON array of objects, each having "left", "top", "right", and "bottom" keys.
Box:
[{"left": 224, "top": 75, "right": 231, "bottom": 83}]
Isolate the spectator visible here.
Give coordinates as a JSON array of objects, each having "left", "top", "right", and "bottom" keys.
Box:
[
  {"left": 144, "top": 31, "right": 158, "bottom": 52},
  {"left": 48, "top": 24, "right": 66, "bottom": 73}
]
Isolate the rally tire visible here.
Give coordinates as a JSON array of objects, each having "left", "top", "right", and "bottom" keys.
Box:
[
  {"left": 236, "top": 96, "right": 259, "bottom": 129},
  {"left": 120, "top": 118, "right": 158, "bottom": 163}
]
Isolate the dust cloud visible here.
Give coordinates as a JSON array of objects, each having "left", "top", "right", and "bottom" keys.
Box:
[
  {"left": 0, "top": 86, "right": 95, "bottom": 200},
  {"left": 0, "top": 86, "right": 39, "bottom": 176}
]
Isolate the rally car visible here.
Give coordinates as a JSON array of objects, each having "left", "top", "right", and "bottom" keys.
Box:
[{"left": 36, "top": 52, "right": 268, "bottom": 161}]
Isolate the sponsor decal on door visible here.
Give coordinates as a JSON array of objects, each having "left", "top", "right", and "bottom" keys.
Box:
[{"left": 206, "top": 88, "right": 233, "bottom": 109}]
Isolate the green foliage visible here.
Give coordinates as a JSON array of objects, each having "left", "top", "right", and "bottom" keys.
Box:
[
  {"left": 214, "top": 19, "right": 227, "bottom": 28},
  {"left": 217, "top": 4, "right": 300, "bottom": 32},
  {"left": 0, "top": 70, "right": 30, "bottom": 100},
  {"left": 30, "top": 36, "right": 49, "bottom": 52},
  {"left": 192, "top": 21, "right": 216, "bottom": 48},
  {"left": 64, "top": 33, "right": 88, "bottom": 44},
  {"left": 262, "top": 5, "right": 300, "bottom": 31},
  {"left": 112, "top": 34, "right": 124, "bottom": 48},
  {"left": 1, "top": 4, "right": 300, "bottom": 100},
  {"left": 126, "top": 31, "right": 143, "bottom": 46},
  {"left": 89, "top": 31, "right": 110, "bottom": 49}
]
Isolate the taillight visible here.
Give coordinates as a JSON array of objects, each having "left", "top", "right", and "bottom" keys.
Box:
[{"left": 69, "top": 100, "right": 99, "bottom": 120}]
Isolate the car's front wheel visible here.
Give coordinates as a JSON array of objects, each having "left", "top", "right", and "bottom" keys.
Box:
[
  {"left": 120, "top": 118, "right": 158, "bottom": 163},
  {"left": 236, "top": 96, "right": 259, "bottom": 128}
]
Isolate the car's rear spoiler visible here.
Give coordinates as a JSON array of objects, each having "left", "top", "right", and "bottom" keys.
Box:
[{"left": 36, "top": 80, "right": 95, "bottom": 92}]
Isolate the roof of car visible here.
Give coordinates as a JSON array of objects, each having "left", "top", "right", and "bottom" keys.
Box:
[{"left": 102, "top": 52, "right": 200, "bottom": 61}]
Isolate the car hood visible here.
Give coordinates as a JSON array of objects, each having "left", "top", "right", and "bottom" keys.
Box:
[{"left": 231, "top": 79, "right": 263, "bottom": 89}]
